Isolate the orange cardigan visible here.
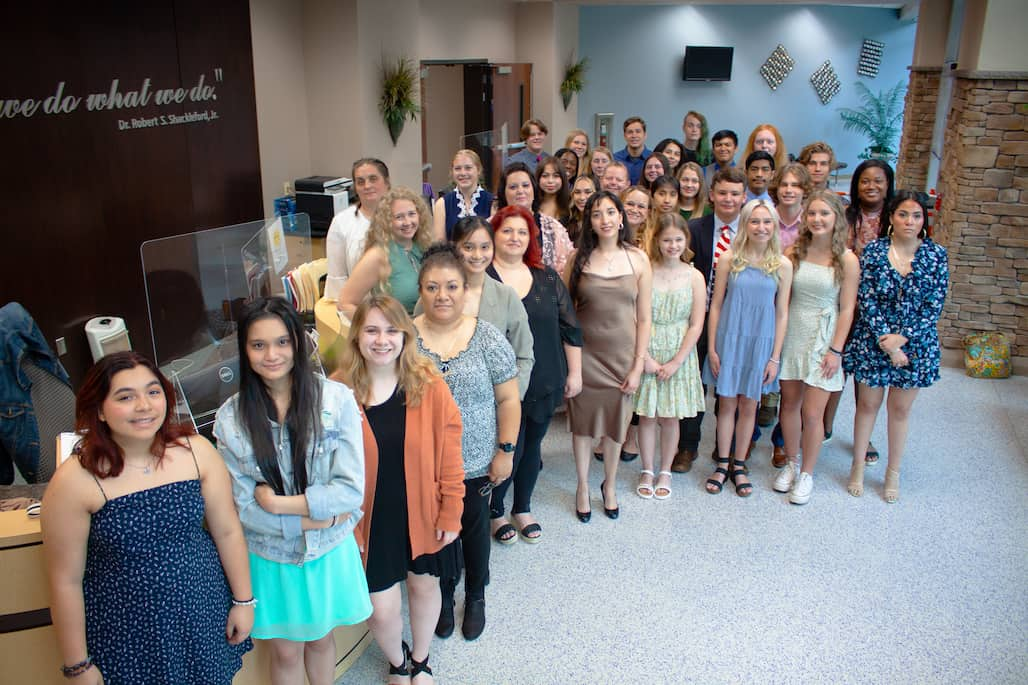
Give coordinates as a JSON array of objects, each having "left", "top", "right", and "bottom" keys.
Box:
[{"left": 353, "top": 377, "right": 465, "bottom": 564}]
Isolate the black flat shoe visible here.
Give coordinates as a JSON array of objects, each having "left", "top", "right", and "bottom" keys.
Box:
[
  {"left": 620, "top": 450, "right": 639, "bottom": 462},
  {"left": 462, "top": 598, "right": 486, "bottom": 641},
  {"left": 600, "top": 480, "right": 619, "bottom": 519},
  {"left": 435, "top": 597, "right": 454, "bottom": 638},
  {"left": 593, "top": 451, "right": 603, "bottom": 462}
]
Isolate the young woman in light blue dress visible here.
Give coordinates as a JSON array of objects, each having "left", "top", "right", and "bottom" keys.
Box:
[{"left": 703, "top": 199, "right": 793, "bottom": 497}]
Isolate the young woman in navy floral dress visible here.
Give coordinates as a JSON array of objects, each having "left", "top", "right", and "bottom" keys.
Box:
[{"left": 844, "top": 190, "right": 949, "bottom": 503}]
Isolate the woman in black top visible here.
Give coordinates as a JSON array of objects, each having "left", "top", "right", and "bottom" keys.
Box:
[{"left": 487, "top": 204, "right": 583, "bottom": 543}]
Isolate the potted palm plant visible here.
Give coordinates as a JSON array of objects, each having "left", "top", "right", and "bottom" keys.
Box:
[
  {"left": 379, "top": 57, "right": 420, "bottom": 146},
  {"left": 838, "top": 80, "right": 906, "bottom": 162}
]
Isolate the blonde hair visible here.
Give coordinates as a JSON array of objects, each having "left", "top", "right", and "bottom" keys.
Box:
[
  {"left": 620, "top": 186, "right": 656, "bottom": 249},
  {"left": 586, "top": 146, "right": 613, "bottom": 177},
  {"left": 451, "top": 149, "right": 483, "bottom": 179},
  {"left": 676, "top": 161, "right": 708, "bottom": 219},
  {"left": 564, "top": 128, "right": 590, "bottom": 156},
  {"left": 731, "top": 199, "right": 784, "bottom": 280},
  {"left": 365, "top": 187, "right": 434, "bottom": 255},
  {"left": 647, "top": 212, "right": 693, "bottom": 264},
  {"left": 791, "top": 190, "right": 848, "bottom": 284},
  {"left": 742, "top": 124, "right": 788, "bottom": 171},
  {"left": 335, "top": 293, "right": 440, "bottom": 408}
]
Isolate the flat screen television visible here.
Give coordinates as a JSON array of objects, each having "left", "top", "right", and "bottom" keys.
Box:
[{"left": 683, "top": 46, "right": 733, "bottom": 82}]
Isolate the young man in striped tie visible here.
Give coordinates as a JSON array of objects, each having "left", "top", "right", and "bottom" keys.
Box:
[{"left": 672, "top": 168, "right": 747, "bottom": 472}]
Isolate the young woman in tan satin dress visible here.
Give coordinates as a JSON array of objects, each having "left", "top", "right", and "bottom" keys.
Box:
[{"left": 563, "top": 190, "right": 652, "bottom": 522}]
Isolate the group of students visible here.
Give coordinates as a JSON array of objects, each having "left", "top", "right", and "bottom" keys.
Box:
[{"left": 39, "top": 112, "right": 949, "bottom": 685}]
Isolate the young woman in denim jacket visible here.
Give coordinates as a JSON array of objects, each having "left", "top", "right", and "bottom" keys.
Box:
[{"left": 214, "top": 297, "right": 371, "bottom": 685}]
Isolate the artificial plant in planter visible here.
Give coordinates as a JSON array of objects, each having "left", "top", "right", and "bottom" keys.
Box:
[
  {"left": 379, "top": 57, "right": 420, "bottom": 146},
  {"left": 560, "top": 55, "right": 589, "bottom": 111},
  {"left": 838, "top": 80, "right": 906, "bottom": 162}
]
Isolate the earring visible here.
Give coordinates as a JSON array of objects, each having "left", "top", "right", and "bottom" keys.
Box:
[{"left": 887, "top": 225, "right": 894, "bottom": 238}]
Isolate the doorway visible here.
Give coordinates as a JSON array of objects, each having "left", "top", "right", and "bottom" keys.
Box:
[{"left": 420, "top": 62, "right": 532, "bottom": 196}]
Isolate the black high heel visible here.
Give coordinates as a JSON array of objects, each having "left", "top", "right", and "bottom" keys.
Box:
[
  {"left": 575, "top": 486, "right": 591, "bottom": 522},
  {"left": 600, "top": 480, "right": 619, "bottom": 519}
]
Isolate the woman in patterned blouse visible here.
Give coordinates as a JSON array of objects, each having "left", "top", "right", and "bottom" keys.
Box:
[{"left": 843, "top": 190, "right": 949, "bottom": 503}]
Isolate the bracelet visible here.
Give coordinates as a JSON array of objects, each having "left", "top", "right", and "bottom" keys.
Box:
[
  {"left": 768, "top": 358, "right": 780, "bottom": 365},
  {"left": 60, "top": 656, "right": 93, "bottom": 678},
  {"left": 829, "top": 347, "right": 843, "bottom": 356},
  {"left": 231, "top": 596, "right": 258, "bottom": 607}
]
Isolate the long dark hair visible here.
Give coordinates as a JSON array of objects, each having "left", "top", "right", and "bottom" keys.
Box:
[
  {"left": 75, "top": 351, "right": 193, "bottom": 479},
  {"left": 846, "top": 159, "right": 895, "bottom": 229},
  {"left": 236, "top": 297, "right": 321, "bottom": 495},
  {"left": 496, "top": 162, "right": 541, "bottom": 213},
  {"left": 536, "top": 156, "right": 571, "bottom": 218},
  {"left": 569, "top": 190, "right": 630, "bottom": 302},
  {"left": 881, "top": 189, "right": 930, "bottom": 239}
]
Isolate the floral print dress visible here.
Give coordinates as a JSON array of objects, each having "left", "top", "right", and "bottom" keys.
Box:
[{"left": 843, "top": 238, "right": 949, "bottom": 388}]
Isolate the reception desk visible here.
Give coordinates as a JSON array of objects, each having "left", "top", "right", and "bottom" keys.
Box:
[{"left": 0, "top": 493, "right": 369, "bottom": 683}]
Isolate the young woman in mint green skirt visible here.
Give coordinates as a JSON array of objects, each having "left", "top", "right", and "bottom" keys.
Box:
[{"left": 215, "top": 297, "right": 371, "bottom": 685}]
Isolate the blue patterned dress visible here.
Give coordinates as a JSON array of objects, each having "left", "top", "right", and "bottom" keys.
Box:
[
  {"left": 843, "top": 238, "right": 949, "bottom": 388},
  {"left": 84, "top": 479, "right": 252, "bottom": 684}
]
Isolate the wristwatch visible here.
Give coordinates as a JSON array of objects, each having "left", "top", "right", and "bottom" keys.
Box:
[{"left": 496, "top": 442, "right": 515, "bottom": 453}]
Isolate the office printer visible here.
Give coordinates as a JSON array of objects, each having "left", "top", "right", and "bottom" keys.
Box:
[{"left": 294, "top": 176, "right": 353, "bottom": 236}]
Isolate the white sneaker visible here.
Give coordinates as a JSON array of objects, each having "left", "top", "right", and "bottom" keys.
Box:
[
  {"left": 790, "top": 472, "right": 813, "bottom": 505},
  {"left": 773, "top": 460, "right": 798, "bottom": 493}
]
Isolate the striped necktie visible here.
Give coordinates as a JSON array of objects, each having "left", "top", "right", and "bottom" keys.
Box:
[{"left": 707, "top": 223, "right": 733, "bottom": 309}]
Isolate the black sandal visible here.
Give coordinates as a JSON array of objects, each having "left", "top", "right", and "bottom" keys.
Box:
[
  {"left": 410, "top": 651, "right": 433, "bottom": 681},
  {"left": 706, "top": 457, "right": 730, "bottom": 494},
  {"left": 387, "top": 641, "right": 410, "bottom": 681},
  {"left": 730, "top": 458, "right": 753, "bottom": 498}
]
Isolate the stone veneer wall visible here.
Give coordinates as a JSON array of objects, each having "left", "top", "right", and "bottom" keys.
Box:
[
  {"left": 935, "top": 74, "right": 1028, "bottom": 367},
  {"left": 896, "top": 67, "right": 941, "bottom": 191}
]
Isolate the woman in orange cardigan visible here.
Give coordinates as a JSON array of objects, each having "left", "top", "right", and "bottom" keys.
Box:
[{"left": 333, "top": 293, "right": 464, "bottom": 685}]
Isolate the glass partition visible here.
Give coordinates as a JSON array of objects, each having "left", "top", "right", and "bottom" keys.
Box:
[{"left": 140, "top": 215, "right": 312, "bottom": 433}]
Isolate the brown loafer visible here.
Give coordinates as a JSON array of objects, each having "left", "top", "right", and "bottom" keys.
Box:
[
  {"left": 671, "top": 449, "right": 695, "bottom": 473},
  {"left": 771, "top": 444, "right": 788, "bottom": 469}
]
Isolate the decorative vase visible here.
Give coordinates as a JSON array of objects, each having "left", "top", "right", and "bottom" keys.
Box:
[
  {"left": 561, "top": 92, "right": 572, "bottom": 111},
  {"left": 387, "top": 118, "right": 404, "bottom": 146}
]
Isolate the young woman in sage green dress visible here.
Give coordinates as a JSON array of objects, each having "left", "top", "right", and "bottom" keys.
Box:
[{"left": 633, "top": 214, "right": 705, "bottom": 500}]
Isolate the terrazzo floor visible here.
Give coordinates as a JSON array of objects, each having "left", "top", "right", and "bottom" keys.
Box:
[{"left": 339, "top": 368, "right": 1028, "bottom": 685}]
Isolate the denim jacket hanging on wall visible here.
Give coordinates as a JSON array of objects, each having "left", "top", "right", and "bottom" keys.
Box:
[{"left": 0, "top": 302, "right": 71, "bottom": 483}]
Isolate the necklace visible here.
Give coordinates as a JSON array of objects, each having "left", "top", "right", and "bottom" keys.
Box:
[
  {"left": 124, "top": 457, "right": 156, "bottom": 475},
  {"left": 596, "top": 248, "right": 620, "bottom": 273}
]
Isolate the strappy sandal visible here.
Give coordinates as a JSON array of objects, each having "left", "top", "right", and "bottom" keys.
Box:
[
  {"left": 730, "top": 458, "right": 753, "bottom": 498},
  {"left": 654, "top": 471, "right": 673, "bottom": 500},
  {"left": 865, "top": 443, "right": 880, "bottom": 465},
  {"left": 884, "top": 467, "right": 900, "bottom": 504},
  {"left": 387, "top": 641, "right": 410, "bottom": 684},
  {"left": 706, "top": 457, "right": 730, "bottom": 494},
  {"left": 636, "top": 469, "right": 655, "bottom": 498},
  {"left": 410, "top": 651, "right": 433, "bottom": 684}
]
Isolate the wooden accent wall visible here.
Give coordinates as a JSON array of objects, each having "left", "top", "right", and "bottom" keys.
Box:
[{"left": 0, "top": 1, "right": 262, "bottom": 384}]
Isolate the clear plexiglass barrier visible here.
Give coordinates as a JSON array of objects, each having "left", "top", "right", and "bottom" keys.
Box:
[{"left": 140, "top": 215, "right": 312, "bottom": 433}]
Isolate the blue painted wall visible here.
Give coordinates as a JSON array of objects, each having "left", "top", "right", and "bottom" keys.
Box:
[{"left": 577, "top": 4, "right": 917, "bottom": 174}]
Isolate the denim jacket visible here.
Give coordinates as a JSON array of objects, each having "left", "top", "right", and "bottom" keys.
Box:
[
  {"left": 213, "top": 376, "right": 365, "bottom": 565},
  {"left": 0, "top": 302, "right": 71, "bottom": 484}
]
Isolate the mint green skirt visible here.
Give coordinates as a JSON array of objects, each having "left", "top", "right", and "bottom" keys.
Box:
[{"left": 249, "top": 535, "right": 372, "bottom": 641}]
